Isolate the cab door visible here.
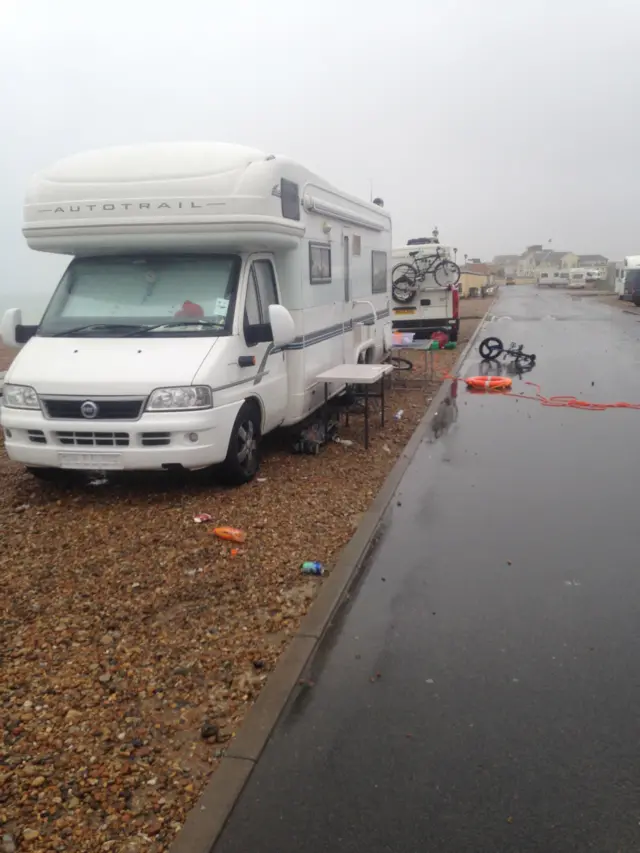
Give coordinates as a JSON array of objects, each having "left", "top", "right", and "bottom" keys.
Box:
[{"left": 242, "top": 255, "right": 289, "bottom": 432}]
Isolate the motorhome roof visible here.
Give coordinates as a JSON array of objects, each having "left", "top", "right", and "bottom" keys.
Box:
[{"left": 23, "top": 142, "right": 390, "bottom": 255}]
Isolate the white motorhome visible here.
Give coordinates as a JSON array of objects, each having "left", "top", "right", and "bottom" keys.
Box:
[
  {"left": 618, "top": 255, "right": 640, "bottom": 302},
  {"left": 390, "top": 237, "right": 460, "bottom": 341},
  {"left": 568, "top": 268, "right": 588, "bottom": 289},
  {"left": 536, "top": 270, "right": 569, "bottom": 288},
  {"left": 0, "top": 142, "right": 392, "bottom": 484}
]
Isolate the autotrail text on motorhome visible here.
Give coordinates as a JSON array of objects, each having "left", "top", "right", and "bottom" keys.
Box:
[{"left": 0, "top": 142, "right": 392, "bottom": 484}]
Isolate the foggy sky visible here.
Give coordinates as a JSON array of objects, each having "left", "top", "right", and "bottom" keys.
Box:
[{"left": 1, "top": 0, "right": 639, "bottom": 299}]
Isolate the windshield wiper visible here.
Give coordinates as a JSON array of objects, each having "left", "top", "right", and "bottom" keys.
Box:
[
  {"left": 53, "top": 323, "right": 147, "bottom": 337},
  {"left": 126, "top": 320, "right": 224, "bottom": 336}
]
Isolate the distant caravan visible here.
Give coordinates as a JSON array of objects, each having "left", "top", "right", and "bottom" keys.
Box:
[{"left": 536, "top": 271, "right": 569, "bottom": 288}]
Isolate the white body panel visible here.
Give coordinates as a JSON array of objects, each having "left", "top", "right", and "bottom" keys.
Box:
[{"left": 2, "top": 142, "right": 392, "bottom": 472}]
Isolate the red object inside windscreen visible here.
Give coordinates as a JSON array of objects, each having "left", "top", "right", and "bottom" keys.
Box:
[{"left": 174, "top": 301, "right": 204, "bottom": 319}]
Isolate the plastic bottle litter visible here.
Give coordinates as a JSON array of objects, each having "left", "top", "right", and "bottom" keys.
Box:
[
  {"left": 211, "top": 527, "right": 246, "bottom": 544},
  {"left": 394, "top": 409, "right": 404, "bottom": 421},
  {"left": 194, "top": 513, "right": 213, "bottom": 524},
  {"left": 301, "top": 561, "right": 325, "bottom": 576}
]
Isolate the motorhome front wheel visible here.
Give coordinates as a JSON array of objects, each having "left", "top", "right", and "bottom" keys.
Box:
[{"left": 217, "top": 400, "right": 261, "bottom": 485}]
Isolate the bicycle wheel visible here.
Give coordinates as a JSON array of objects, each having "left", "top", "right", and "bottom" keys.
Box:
[
  {"left": 434, "top": 260, "right": 461, "bottom": 288},
  {"left": 392, "top": 264, "right": 418, "bottom": 303},
  {"left": 479, "top": 336, "right": 503, "bottom": 360}
]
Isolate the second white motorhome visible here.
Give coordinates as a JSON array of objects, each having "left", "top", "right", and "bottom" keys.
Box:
[
  {"left": 390, "top": 237, "right": 460, "bottom": 342},
  {"left": 1, "top": 142, "right": 392, "bottom": 484}
]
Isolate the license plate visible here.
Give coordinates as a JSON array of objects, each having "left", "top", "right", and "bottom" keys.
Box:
[
  {"left": 58, "top": 452, "right": 124, "bottom": 470},
  {"left": 393, "top": 307, "right": 417, "bottom": 315}
]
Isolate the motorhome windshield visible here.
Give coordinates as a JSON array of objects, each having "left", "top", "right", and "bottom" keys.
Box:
[
  {"left": 624, "top": 269, "right": 640, "bottom": 293},
  {"left": 38, "top": 254, "right": 241, "bottom": 337}
]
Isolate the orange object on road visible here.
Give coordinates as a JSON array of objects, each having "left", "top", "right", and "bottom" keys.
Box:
[
  {"left": 211, "top": 527, "right": 246, "bottom": 543},
  {"left": 464, "top": 376, "right": 512, "bottom": 392}
]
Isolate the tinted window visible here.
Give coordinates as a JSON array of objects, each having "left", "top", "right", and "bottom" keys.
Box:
[
  {"left": 253, "top": 260, "right": 279, "bottom": 319},
  {"left": 310, "top": 243, "right": 332, "bottom": 284},
  {"left": 245, "top": 273, "right": 261, "bottom": 326},
  {"left": 281, "top": 179, "right": 300, "bottom": 221},
  {"left": 372, "top": 251, "right": 387, "bottom": 294}
]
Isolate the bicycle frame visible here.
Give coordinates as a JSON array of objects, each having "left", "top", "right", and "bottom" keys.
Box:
[{"left": 413, "top": 249, "right": 444, "bottom": 279}]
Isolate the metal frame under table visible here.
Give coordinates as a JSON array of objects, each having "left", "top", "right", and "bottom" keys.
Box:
[
  {"left": 316, "top": 363, "right": 393, "bottom": 450},
  {"left": 391, "top": 342, "right": 438, "bottom": 386}
]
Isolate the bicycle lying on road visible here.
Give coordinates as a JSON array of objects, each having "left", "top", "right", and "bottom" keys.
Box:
[
  {"left": 392, "top": 248, "right": 461, "bottom": 303},
  {"left": 478, "top": 336, "right": 536, "bottom": 368}
]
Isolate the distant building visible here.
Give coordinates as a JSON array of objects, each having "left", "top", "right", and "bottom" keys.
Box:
[
  {"left": 517, "top": 248, "right": 578, "bottom": 278},
  {"left": 577, "top": 254, "right": 608, "bottom": 272},
  {"left": 492, "top": 254, "right": 520, "bottom": 276},
  {"left": 493, "top": 247, "right": 609, "bottom": 280}
]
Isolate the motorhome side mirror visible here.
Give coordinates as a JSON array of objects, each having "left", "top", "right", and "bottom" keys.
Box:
[
  {"left": 1, "top": 308, "right": 37, "bottom": 348},
  {"left": 268, "top": 304, "right": 295, "bottom": 348}
]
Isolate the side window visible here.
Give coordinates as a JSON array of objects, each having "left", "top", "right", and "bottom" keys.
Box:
[
  {"left": 371, "top": 250, "right": 387, "bottom": 294},
  {"left": 244, "top": 269, "right": 261, "bottom": 326},
  {"left": 281, "top": 179, "right": 301, "bottom": 221},
  {"left": 254, "top": 260, "right": 279, "bottom": 318},
  {"left": 309, "top": 243, "right": 332, "bottom": 284}
]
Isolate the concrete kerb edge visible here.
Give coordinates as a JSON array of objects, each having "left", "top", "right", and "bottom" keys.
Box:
[{"left": 168, "top": 309, "right": 490, "bottom": 853}]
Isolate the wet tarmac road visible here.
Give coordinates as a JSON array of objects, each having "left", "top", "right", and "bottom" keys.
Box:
[{"left": 215, "top": 286, "right": 640, "bottom": 853}]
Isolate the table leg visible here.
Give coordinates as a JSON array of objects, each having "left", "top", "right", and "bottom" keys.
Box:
[
  {"left": 324, "top": 381, "right": 329, "bottom": 440},
  {"left": 364, "top": 383, "right": 369, "bottom": 450},
  {"left": 381, "top": 376, "right": 385, "bottom": 427}
]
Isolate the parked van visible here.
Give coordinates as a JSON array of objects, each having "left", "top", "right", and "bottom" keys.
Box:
[
  {"left": 568, "top": 269, "right": 587, "bottom": 289},
  {"left": 390, "top": 238, "right": 459, "bottom": 341},
  {"left": 620, "top": 256, "right": 640, "bottom": 303},
  {"left": 537, "top": 271, "right": 569, "bottom": 288},
  {"left": 0, "top": 142, "right": 392, "bottom": 484}
]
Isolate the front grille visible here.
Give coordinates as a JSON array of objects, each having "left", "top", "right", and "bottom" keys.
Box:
[
  {"left": 141, "top": 432, "right": 171, "bottom": 447},
  {"left": 56, "top": 431, "right": 130, "bottom": 447},
  {"left": 28, "top": 430, "right": 47, "bottom": 444},
  {"left": 42, "top": 398, "right": 144, "bottom": 420}
]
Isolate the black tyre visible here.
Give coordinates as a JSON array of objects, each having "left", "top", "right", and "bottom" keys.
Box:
[
  {"left": 218, "top": 400, "right": 261, "bottom": 485},
  {"left": 392, "top": 264, "right": 418, "bottom": 303},
  {"left": 633, "top": 292, "right": 640, "bottom": 307},
  {"left": 479, "top": 336, "right": 503, "bottom": 360},
  {"left": 434, "top": 260, "right": 461, "bottom": 288},
  {"left": 449, "top": 321, "right": 459, "bottom": 343},
  {"left": 391, "top": 356, "right": 413, "bottom": 371}
]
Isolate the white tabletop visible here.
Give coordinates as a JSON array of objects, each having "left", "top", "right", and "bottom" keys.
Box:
[{"left": 316, "top": 363, "right": 393, "bottom": 384}]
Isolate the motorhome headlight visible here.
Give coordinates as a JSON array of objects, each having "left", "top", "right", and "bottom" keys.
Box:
[
  {"left": 146, "top": 386, "right": 213, "bottom": 412},
  {"left": 3, "top": 384, "right": 40, "bottom": 410}
]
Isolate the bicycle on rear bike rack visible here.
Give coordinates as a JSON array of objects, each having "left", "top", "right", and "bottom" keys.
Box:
[{"left": 392, "top": 247, "right": 461, "bottom": 303}]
